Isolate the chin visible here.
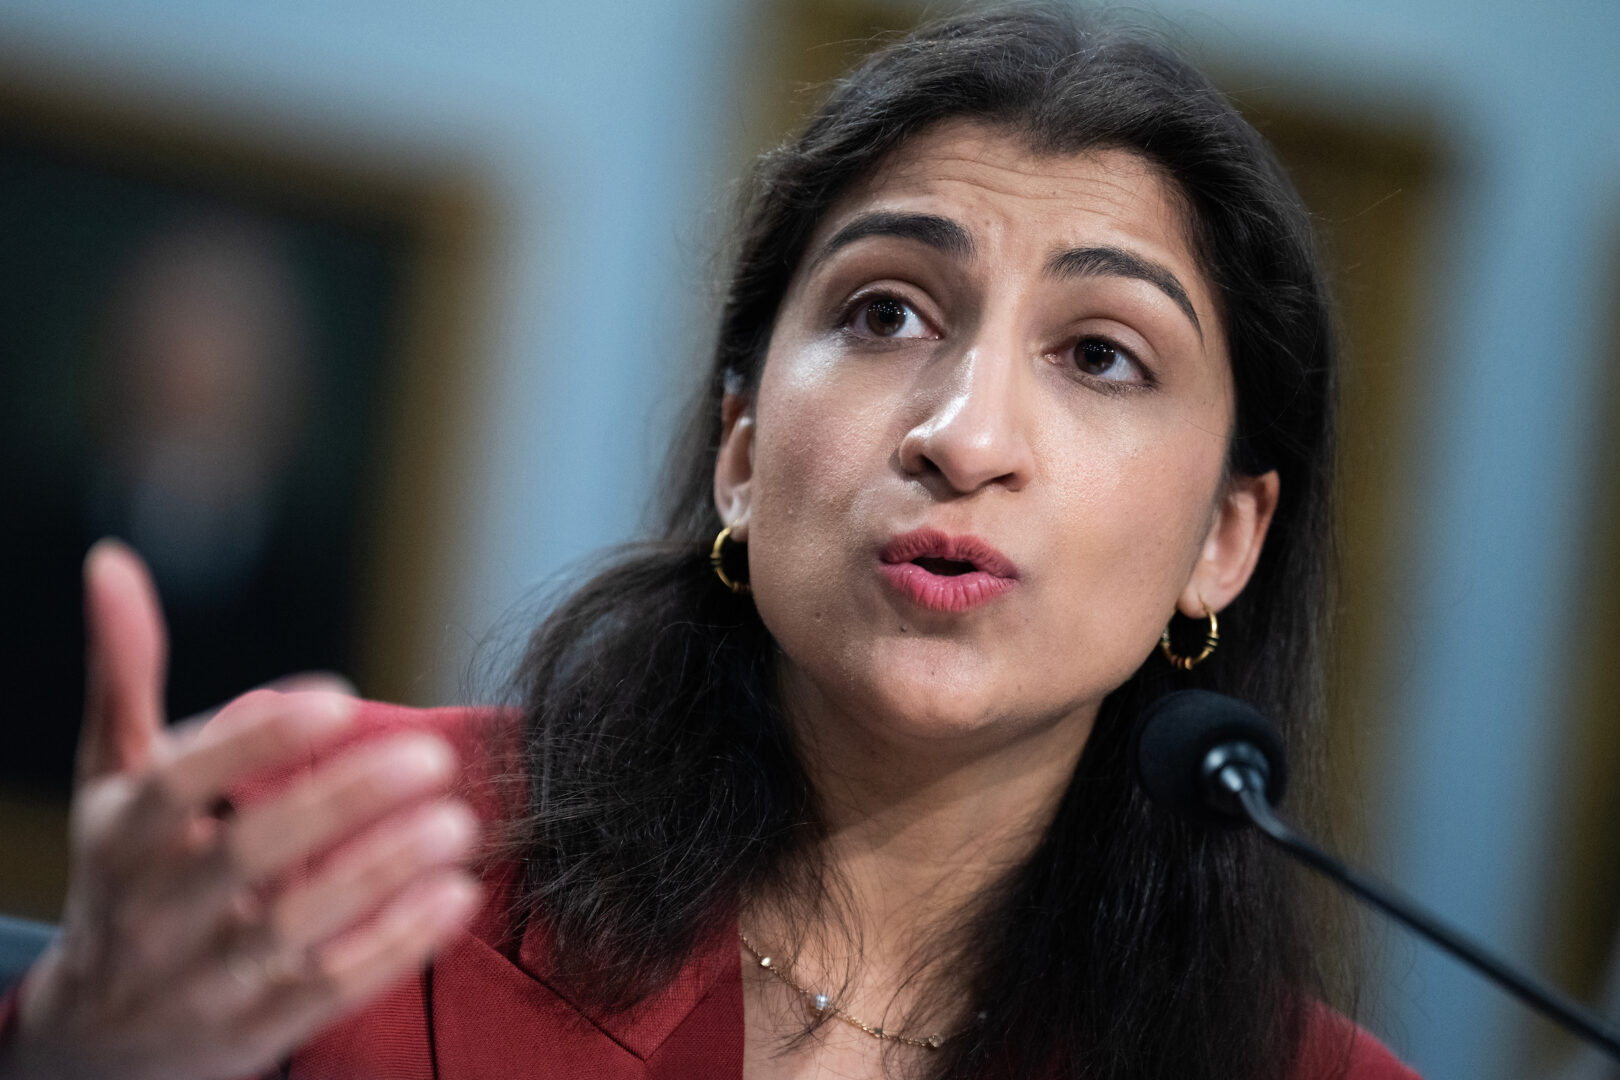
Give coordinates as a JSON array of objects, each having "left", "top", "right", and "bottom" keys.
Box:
[
  {"left": 835, "top": 638, "right": 1083, "bottom": 745},
  {"left": 868, "top": 686, "right": 1006, "bottom": 741}
]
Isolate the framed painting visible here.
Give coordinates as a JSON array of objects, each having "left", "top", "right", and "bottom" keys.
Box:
[{"left": 0, "top": 68, "right": 487, "bottom": 916}]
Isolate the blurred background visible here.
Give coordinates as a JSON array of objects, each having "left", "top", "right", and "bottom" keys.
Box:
[{"left": 0, "top": 0, "right": 1616, "bottom": 1076}]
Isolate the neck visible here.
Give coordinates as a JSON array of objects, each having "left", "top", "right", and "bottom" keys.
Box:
[{"left": 745, "top": 665, "right": 1096, "bottom": 1022}]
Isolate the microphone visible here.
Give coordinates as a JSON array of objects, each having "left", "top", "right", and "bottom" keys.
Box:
[{"left": 1134, "top": 690, "right": 1620, "bottom": 1062}]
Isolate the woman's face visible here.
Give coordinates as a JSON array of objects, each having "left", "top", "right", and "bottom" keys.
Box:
[{"left": 716, "top": 122, "right": 1277, "bottom": 748}]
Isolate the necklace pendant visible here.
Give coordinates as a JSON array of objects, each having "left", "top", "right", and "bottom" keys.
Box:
[{"left": 740, "top": 929, "right": 955, "bottom": 1050}]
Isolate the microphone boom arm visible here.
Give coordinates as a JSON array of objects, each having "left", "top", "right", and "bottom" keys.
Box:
[{"left": 1216, "top": 764, "right": 1620, "bottom": 1061}]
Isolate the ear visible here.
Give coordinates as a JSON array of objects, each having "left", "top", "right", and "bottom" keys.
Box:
[
  {"left": 1178, "top": 469, "right": 1279, "bottom": 617},
  {"left": 712, "top": 391, "right": 756, "bottom": 540}
]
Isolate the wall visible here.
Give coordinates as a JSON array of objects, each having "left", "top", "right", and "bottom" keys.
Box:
[{"left": 1142, "top": 2, "right": 1620, "bottom": 1075}]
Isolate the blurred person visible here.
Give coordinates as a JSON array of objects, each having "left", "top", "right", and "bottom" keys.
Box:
[
  {"left": 0, "top": 5, "right": 1418, "bottom": 1078},
  {"left": 2, "top": 209, "right": 352, "bottom": 790},
  {"left": 88, "top": 213, "right": 311, "bottom": 606},
  {"left": 84, "top": 212, "right": 350, "bottom": 714}
]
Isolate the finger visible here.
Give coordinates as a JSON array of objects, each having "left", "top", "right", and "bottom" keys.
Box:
[
  {"left": 306, "top": 872, "right": 480, "bottom": 1010},
  {"left": 173, "top": 672, "right": 358, "bottom": 731},
  {"left": 262, "top": 672, "right": 358, "bottom": 698},
  {"left": 229, "top": 734, "right": 458, "bottom": 882},
  {"left": 134, "top": 869, "right": 471, "bottom": 1080},
  {"left": 154, "top": 690, "right": 355, "bottom": 810},
  {"left": 79, "top": 539, "right": 169, "bottom": 782},
  {"left": 244, "top": 872, "right": 479, "bottom": 1052},
  {"left": 272, "top": 799, "right": 478, "bottom": 950}
]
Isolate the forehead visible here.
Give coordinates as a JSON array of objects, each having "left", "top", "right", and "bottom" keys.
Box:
[{"left": 811, "top": 121, "right": 1211, "bottom": 304}]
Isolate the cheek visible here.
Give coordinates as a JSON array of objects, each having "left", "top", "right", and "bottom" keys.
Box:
[
  {"left": 746, "top": 339, "right": 903, "bottom": 537},
  {"left": 1051, "top": 436, "right": 1217, "bottom": 559},
  {"left": 1036, "top": 423, "right": 1223, "bottom": 644},
  {"left": 743, "top": 357, "right": 886, "bottom": 615}
]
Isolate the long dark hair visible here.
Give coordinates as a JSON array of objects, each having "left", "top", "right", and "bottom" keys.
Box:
[{"left": 512, "top": 4, "right": 1338, "bottom": 1078}]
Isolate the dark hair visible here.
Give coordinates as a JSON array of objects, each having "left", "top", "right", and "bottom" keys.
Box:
[{"left": 512, "top": 4, "right": 1338, "bottom": 1078}]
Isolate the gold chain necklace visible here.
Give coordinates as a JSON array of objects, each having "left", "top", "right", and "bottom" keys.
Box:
[{"left": 738, "top": 930, "right": 946, "bottom": 1051}]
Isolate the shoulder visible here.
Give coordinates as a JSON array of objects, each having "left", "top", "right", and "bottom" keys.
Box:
[
  {"left": 320, "top": 699, "right": 518, "bottom": 813},
  {"left": 1295, "top": 1003, "right": 1420, "bottom": 1080},
  {"left": 296, "top": 696, "right": 514, "bottom": 767},
  {"left": 226, "top": 696, "right": 522, "bottom": 825}
]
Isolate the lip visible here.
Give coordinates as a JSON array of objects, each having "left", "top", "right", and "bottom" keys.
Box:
[{"left": 876, "top": 528, "right": 1019, "bottom": 613}]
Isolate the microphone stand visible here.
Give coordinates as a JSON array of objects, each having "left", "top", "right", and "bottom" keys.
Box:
[{"left": 1211, "top": 764, "right": 1620, "bottom": 1062}]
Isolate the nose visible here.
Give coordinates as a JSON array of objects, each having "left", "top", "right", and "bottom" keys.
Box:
[{"left": 897, "top": 341, "right": 1035, "bottom": 495}]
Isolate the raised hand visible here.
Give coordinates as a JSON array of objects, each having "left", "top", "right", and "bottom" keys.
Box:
[{"left": 0, "top": 541, "right": 482, "bottom": 1080}]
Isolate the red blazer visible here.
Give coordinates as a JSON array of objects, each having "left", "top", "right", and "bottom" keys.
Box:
[
  {"left": 280, "top": 702, "right": 1420, "bottom": 1080},
  {"left": 1, "top": 701, "right": 1420, "bottom": 1079}
]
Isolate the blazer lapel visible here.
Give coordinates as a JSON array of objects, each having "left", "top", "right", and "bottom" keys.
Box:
[{"left": 428, "top": 893, "right": 744, "bottom": 1079}]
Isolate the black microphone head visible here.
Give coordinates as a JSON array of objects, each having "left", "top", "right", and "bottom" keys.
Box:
[{"left": 1134, "top": 690, "right": 1288, "bottom": 826}]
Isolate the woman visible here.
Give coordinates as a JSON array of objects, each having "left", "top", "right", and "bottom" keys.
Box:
[{"left": 0, "top": 4, "right": 1415, "bottom": 1078}]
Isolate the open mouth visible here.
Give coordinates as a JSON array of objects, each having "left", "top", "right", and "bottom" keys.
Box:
[
  {"left": 911, "top": 556, "right": 977, "bottom": 577},
  {"left": 876, "top": 528, "right": 1019, "bottom": 613},
  {"left": 878, "top": 528, "right": 1017, "bottom": 580}
]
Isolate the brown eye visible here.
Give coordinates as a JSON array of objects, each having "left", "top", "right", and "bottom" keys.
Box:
[
  {"left": 1075, "top": 337, "right": 1143, "bottom": 383},
  {"left": 845, "top": 295, "right": 931, "bottom": 340},
  {"left": 842, "top": 293, "right": 933, "bottom": 340},
  {"left": 864, "top": 298, "right": 910, "bottom": 336}
]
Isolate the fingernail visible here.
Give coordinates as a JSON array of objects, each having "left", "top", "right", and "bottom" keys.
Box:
[
  {"left": 417, "top": 802, "right": 477, "bottom": 858},
  {"left": 382, "top": 736, "right": 455, "bottom": 784},
  {"left": 287, "top": 692, "right": 356, "bottom": 737},
  {"left": 84, "top": 536, "right": 124, "bottom": 578},
  {"left": 432, "top": 877, "right": 482, "bottom": 929}
]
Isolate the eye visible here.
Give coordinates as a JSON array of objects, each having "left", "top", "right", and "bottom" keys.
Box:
[
  {"left": 1072, "top": 336, "right": 1148, "bottom": 385},
  {"left": 845, "top": 295, "right": 934, "bottom": 340}
]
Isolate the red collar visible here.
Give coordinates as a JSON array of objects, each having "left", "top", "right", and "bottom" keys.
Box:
[{"left": 424, "top": 861, "right": 743, "bottom": 1074}]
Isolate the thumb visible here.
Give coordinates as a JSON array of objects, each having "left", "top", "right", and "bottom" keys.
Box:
[{"left": 79, "top": 538, "right": 169, "bottom": 782}]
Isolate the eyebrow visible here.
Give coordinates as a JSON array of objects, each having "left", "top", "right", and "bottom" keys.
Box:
[
  {"left": 807, "top": 211, "right": 975, "bottom": 271},
  {"left": 807, "top": 212, "right": 1203, "bottom": 338},
  {"left": 1046, "top": 245, "right": 1202, "bottom": 338}
]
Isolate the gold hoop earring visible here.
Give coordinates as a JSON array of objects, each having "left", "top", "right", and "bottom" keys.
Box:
[
  {"left": 1159, "top": 605, "right": 1218, "bottom": 670},
  {"left": 710, "top": 524, "right": 751, "bottom": 595}
]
